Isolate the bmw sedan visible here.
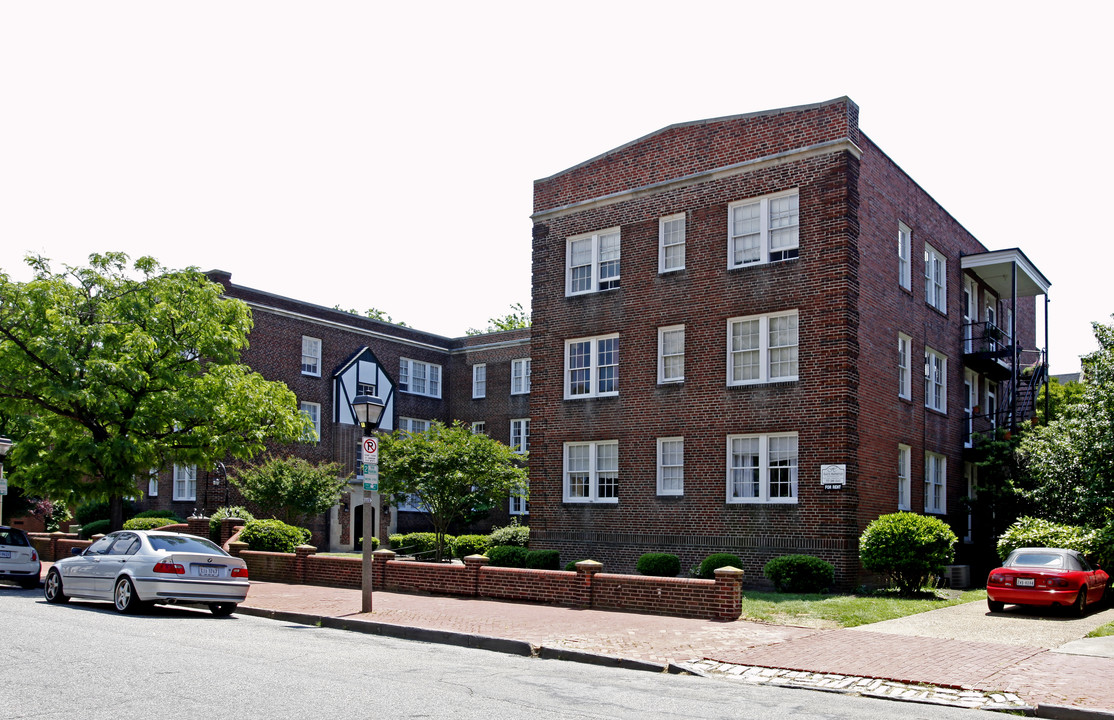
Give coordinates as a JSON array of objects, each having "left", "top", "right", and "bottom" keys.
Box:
[
  {"left": 0, "top": 526, "right": 41, "bottom": 589},
  {"left": 44, "top": 530, "right": 249, "bottom": 615},
  {"left": 986, "top": 547, "right": 1108, "bottom": 616}
]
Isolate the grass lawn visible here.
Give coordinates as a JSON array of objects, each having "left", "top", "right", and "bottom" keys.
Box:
[
  {"left": 1087, "top": 621, "right": 1114, "bottom": 638},
  {"left": 739, "top": 588, "right": 988, "bottom": 628}
]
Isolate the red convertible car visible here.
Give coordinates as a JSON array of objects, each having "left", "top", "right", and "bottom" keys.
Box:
[{"left": 986, "top": 547, "right": 1108, "bottom": 616}]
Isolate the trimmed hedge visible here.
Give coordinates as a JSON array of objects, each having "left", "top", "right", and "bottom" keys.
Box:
[
  {"left": 524, "top": 549, "right": 561, "bottom": 570},
  {"left": 489, "top": 521, "right": 529, "bottom": 548},
  {"left": 209, "top": 506, "right": 255, "bottom": 541},
  {"left": 763, "top": 554, "right": 835, "bottom": 593},
  {"left": 860, "top": 512, "right": 957, "bottom": 595},
  {"left": 393, "top": 532, "right": 453, "bottom": 557},
  {"left": 451, "top": 534, "right": 490, "bottom": 558},
  {"left": 239, "top": 519, "right": 312, "bottom": 553},
  {"left": 79, "top": 518, "right": 110, "bottom": 539},
  {"left": 636, "top": 552, "right": 681, "bottom": 577},
  {"left": 133, "top": 509, "right": 184, "bottom": 522},
  {"left": 997, "top": 516, "right": 1096, "bottom": 560},
  {"left": 122, "top": 517, "right": 180, "bottom": 531},
  {"left": 486, "top": 545, "right": 528, "bottom": 568},
  {"left": 696, "top": 553, "right": 744, "bottom": 579}
]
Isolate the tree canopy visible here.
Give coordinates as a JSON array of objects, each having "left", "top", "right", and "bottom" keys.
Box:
[
  {"left": 466, "top": 302, "right": 531, "bottom": 335},
  {"left": 230, "top": 455, "right": 350, "bottom": 527},
  {"left": 377, "top": 420, "right": 528, "bottom": 559},
  {"left": 0, "top": 253, "right": 310, "bottom": 528}
]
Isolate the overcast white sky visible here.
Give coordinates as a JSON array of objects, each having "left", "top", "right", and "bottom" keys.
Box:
[{"left": 1, "top": 2, "right": 1110, "bottom": 374}]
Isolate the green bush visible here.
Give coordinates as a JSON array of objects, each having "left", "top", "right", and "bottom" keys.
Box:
[
  {"left": 763, "top": 554, "right": 835, "bottom": 593},
  {"left": 524, "top": 549, "right": 561, "bottom": 570},
  {"left": 394, "top": 532, "right": 453, "bottom": 556},
  {"left": 122, "top": 517, "right": 180, "bottom": 531},
  {"left": 696, "top": 553, "right": 745, "bottom": 579},
  {"left": 489, "top": 520, "right": 529, "bottom": 548},
  {"left": 1093, "top": 515, "right": 1114, "bottom": 569},
  {"left": 860, "top": 512, "right": 957, "bottom": 595},
  {"left": 388, "top": 533, "right": 406, "bottom": 549},
  {"left": 208, "top": 506, "right": 255, "bottom": 541},
  {"left": 486, "top": 545, "right": 528, "bottom": 568},
  {"left": 79, "top": 518, "right": 111, "bottom": 539},
  {"left": 133, "top": 509, "right": 184, "bottom": 523},
  {"left": 239, "top": 519, "right": 312, "bottom": 553},
  {"left": 362, "top": 536, "right": 380, "bottom": 551},
  {"left": 996, "top": 516, "right": 1097, "bottom": 560},
  {"left": 451, "top": 534, "right": 491, "bottom": 558},
  {"left": 636, "top": 552, "right": 681, "bottom": 577},
  {"left": 75, "top": 500, "right": 136, "bottom": 526}
]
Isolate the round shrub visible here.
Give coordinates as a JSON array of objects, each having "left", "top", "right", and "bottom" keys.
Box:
[
  {"left": 133, "top": 509, "right": 184, "bottom": 523},
  {"left": 636, "top": 552, "right": 681, "bottom": 577},
  {"left": 388, "top": 533, "right": 406, "bottom": 549},
  {"left": 79, "top": 518, "right": 110, "bottom": 539},
  {"left": 860, "top": 512, "right": 957, "bottom": 595},
  {"left": 123, "top": 517, "right": 180, "bottom": 531},
  {"left": 763, "top": 554, "right": 835, "bottom": 593},
  {"left": 696, "top": 553, "right": 745, "bottom": 579},
  {"left": 489, "top": 521, "right": 529, "bottom": 548},
  {"left": 394, "top": 532, "right": 453, "bottom": 557},
  {"left": 996, "top": 516, "right": 1096, "bottom": 560},
  {"left": 362, "top": 536, "right": 380, "bottom": 551},
  {"left": 486, "top": 545, "right": 528, "bottom": 568},
  {"left": 239, "top": 519, "right": 312, "bottom": 553},
  {"left": 524, "top": 549, "right": 561, "bottom": 570},
  {"left": 208, "top": 505, "right": 255, "bottom": 541},
  {"left": 451, "top": 534, "right": 491, "bottom": 558}
]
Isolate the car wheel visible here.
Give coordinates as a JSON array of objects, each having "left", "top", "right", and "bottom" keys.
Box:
[
  {"left": 208, "top": 602, "right": 236, "bottom": 617},
  {"left": 43, "top": 569, "right": 69, "bottom": 604},
  {"left": 1072, "top": 587, "right": 1087, "bottom": 618},
  {"left": 987, "top": 599, "right": 1005, "bottom": 613},
  {"left": 114, "top": 577, "right": 142, "bottom": 614}
]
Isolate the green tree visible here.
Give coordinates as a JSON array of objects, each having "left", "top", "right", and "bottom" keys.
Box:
[
  {"left": 378, "top": 420, "right": 528, "bottom": 560},
  {"left": 466, "top": 302, "right": 531, "bottom": 335},
  {"left": 1035, "top": 376, "right": 1086, "bottom": 424},
  {"left": 1020, "top": 316, "right": 1114, "bottom": 523},
  {"left": 230, "top": 455, "right": 349, "bottom": 526},
  {"left": 333, "top": 305, "right": 409, "bottom": 327},
  {"left": 0, "top": 253, "right": 310, "bottom": 530}
]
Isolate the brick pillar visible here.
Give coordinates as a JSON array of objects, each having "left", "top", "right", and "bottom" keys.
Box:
[
  {"left": 49, "top": 532, "right": 65, "bottom": 562},
  {"left": 372, "top": 549, "right": 396, "bottom": 590},
  {"left": 227, "top": 540, "right": 248, "bottom": 558},
  {"left": 294, "top": 545, "right": 316, "bottom": 585},
  {"left": 186, "top": 516, "right": 209, "bottom": 538},
  {"left": 713, "top": 566, "right": 744, "bottom": 620},
  {"left": 221, "top": 518, "right": 246, "bottom": 546},
  {"left": 463, "top": 554, "right": 489, "bottom": 597},
  {"left": 574, "top": 560, "right": 603, "bottom": 609}
]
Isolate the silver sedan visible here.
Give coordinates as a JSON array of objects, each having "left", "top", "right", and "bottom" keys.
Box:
[{"left": 44, "top": 530, "right": 249, "bottom": 616}]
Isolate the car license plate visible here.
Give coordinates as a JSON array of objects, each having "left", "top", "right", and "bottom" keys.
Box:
[
  {"left": 0, "top": 551, "right": 10, "bottom": 558},
  {"left": 1016, "top": 578, "right": 1035, "bottom": 587},
  {"left": 198, "top": 566, "right": 220, "bottom": 578}
]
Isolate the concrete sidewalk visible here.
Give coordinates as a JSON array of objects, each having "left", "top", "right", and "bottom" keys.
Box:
[{"left": 239, "top": 580, "right": 1114, "bottom": 716}]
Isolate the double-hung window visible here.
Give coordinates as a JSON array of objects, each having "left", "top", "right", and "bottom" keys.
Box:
[
  {"left": 301, "top": 336, "right": 321, "bottom": 376},
  {"left": 563, "top": 441, "right": 618, "bottom": 503},
  {"left": 399, "top": 358, "right": 441, "bottom": 398},
  {"left": 897, "top": 444, "right": 911, "bottom": 510},
  {"left": 898, "top": 222, "right": 912, "bottom": 290},
  {"left": 510, "top": 418, "right": 530, "bottom": 454},
  {"left": 658, "top": 325, "right": 684, "bottom": 384},
  {"left": 565, "top": 334, "right": 619, "bottom": 399},
  {"left": 728, "top": 190, "right": 799, "bottom": 268},
  {"left": 173, "top": 464, "right": 196, "bottom": 502},
  {"left": 471, "top": 421, "right": 486, "bottom": 435},
  {"left": 300, "top": 401, "right": 321, "bottom": 442},
  {"left": 925, "top": 452, "right": 947, "bottom": 514},
  {"left": 657, "top": 437, "right": 684, "bottom": 496},
  {"left": 399, "top": 417, "right": 431, "bottom": 434},
  {"left": 986, "top": 382, "right": 998, "bottom": 428},
  {"left": 727, "top": 433, "right": 798, "bottom": 504},
  {"left": 924, "top": 244, "right": 947, "bottom": 313},
  {"left": 147, "top": 471, "right": 159, "bottom": 498},
  {"left": 472, "top": 364, "right": 486, "bottom": 399},
  {"left": 509, "top": 485, "right": 529, "bottom": 515},
  {"left": 898, "top": 333, "right": 912, "bottom": 400},
  {"left": 727, "top": 311, "right": 799, "bottom": 385},
  {"left": 924, "top": 347, "right": 947, "bottom": 413},
  {"left": 511, "top": 358, "right": 531, "bottom": 395},
  {"left": 659, "top": 213, "right": 685, "bottom": 273},
  {"left": 566, "top": 228, "right": 620, "bottom": 295}
]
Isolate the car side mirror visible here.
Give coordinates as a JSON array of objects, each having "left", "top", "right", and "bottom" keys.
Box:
[{"left": 72, "top": 546, "right": 85, "bottom": 555}]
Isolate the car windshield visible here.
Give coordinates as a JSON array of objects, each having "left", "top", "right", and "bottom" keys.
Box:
[
  {"left": 1008, "top": 552, "right": 1065, "bottom": 568},
  {"left": 0, "top": 529, "right": 30, "bottom": 546},
  {"left": 148, "top": 535, "right": 228, "bottom": 556}
]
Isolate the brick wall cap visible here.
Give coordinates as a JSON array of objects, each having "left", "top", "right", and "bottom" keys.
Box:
[
  {"left": 463, "top": 554, "right": 490, "bottom": 565},
  {"left": 713, "top": 566, "right": 744, "bottom": 578},
  {"left": 372, "top": 549, "right": 397, "bottom": 559},
  {"left": 575, "top": 560, "right": 603, "bottom": 570}
]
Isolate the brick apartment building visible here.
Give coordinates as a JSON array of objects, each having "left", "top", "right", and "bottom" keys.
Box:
[
  {"left": 527, "top": 97, "right": 1050, "bottom": 585},
  {"left": 139, "top": 272, "right": 531, "bottom": 550}
]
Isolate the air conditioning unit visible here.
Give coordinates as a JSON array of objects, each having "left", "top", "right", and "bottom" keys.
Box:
[{"left": 945, "top": 564, "right": 971, "bottom": 589}]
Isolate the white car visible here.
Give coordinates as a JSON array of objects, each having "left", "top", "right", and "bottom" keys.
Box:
[
  {"left": 0, "top": 526, "right": 41, "bottom": 589},
  {"left": 44, "top": 530, "right": 249, "bottom": 615}
]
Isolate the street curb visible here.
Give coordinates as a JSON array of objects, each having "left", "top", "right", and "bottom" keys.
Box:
[
  {"left": 1035, "top": 705, "right": 1114, "bottom": 720},
  {"left": 536, "top": 646, "right": 667, "bottom": 673}
]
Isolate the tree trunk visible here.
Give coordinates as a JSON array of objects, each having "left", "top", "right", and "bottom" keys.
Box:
[{"left": 109, "top": 494, "right": 125, "bottom": 532}]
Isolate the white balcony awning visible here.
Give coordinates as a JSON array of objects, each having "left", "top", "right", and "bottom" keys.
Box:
[{"left": 961, "top": 248, "right": 1050, "bottom": 298}]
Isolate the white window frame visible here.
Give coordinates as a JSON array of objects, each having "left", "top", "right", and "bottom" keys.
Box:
[
  {"left": 897, "top": 444, "right": 911, "bottom": 511},
  {"left": 726, "top": 432, "right": 798, "bottom": 504},
  {"left": 964, "top": 369, "right": 978, "bottom": 447},
  {"left": 657, "top": 325, "right": 685, "bottom": 384},
  {"left": 925, "top": 451, "right": 947, "bottom": 514},
  {"left": 727, "top": 310, "right": 799, "bottom": 386},
  {"left": 924, "top": 347, "right": 947, "bottom": 413},
  {"left": 300, "top": 401, "right": 321, "bottom": 442},
  {"left": 301, "top": 336, "right": 321, "bottom": 377},
  {"left": 399, "top": 358, "right": 442, "bottom": 398},
  {"left": 964, "top": 462, "right": 977, "bottom": 543},
  {"left": 510, "top": 418, "right": 530, "bottom": 454},
  {"left": 472, "top": 364, "right": 486, "bottom": 399},
  {"left": 509, "top": 481, "right": 529, "bottom": 516},
  {"left": 659, "top": 213, "right": 686, "bottom": 273},
  {"left": 566, "top": 228, "right": 621, "bottom": 296},
  {"left": 399, "top": 417, "right": 431, "bottom": 434},
  {"left": 172, "top": 464, "right": 196, "bottom": 502},
  {"left": 562, "top": 441, "right": 619, "bottom": 504},
  {"left": 564, "top": 333, "right": 619, "bottom": 399},
  {"left": 471, "top": 421, "right": 486, "bottom": 435},
  {"left": 727, "top": 189, "right": 800, "bottom": 269},
  {"left": 898, "top": 222, "right": 912, "bottom": 290},
  {"left": 924, "top": 243, "right": 947, "bottom": 313},
  {"left": 147, "top": 471, "right": 159, "bottom": 498},
  {"left": 898, "top": 333, "right": 912, "bottom": 400},
  {"left": 986, "top": 382, "right": 998, "bottom": 428},
  {"left": 511, "top": 358, "right": 531, "bottom": 395},
  {"left": 657, "top": 437, "right": 684, "bottom": 496}
]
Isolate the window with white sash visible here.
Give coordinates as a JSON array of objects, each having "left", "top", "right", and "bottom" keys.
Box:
[
  {"left": 657, "top": 437, "right": 684, "bottom": 496},
  {"left": 173, "top": 465, "right": 196, "bottom": 502},
  {"left": 727, "top": 311, "right": 799, "bottom": 385},
  {"left": 659, "top": 213, "right": 686, "bottom": 273},
  {"left": 472, "top": 364, "right": 486, "bottom": 399},
  {"left": 925, "top": 451, "right": 946, "bottom": 514},
  {"left": 511, "top": 358, "right": 531, "bottom": 395},
  {"left": 567, "top": 228, "right": 620, "bottom": 295},
  {"left": 728, "top": 190, "right": 799, "bottom": 268},
  {"left": 399, "top": 358, "right": 441, "bottom": 398},
  {"left": 301, "top": 336, "right": 321, "bottom": 376},
  {"left": 658, "top": 325, "right": 685, "bottom": 384},
  {"left": 565, "top": 334, "right": 619, "bottom": 399},
  {"left": 726, "top": 433, "right": 798, "bottom": 504},
  {"left": 563, "top": 441, "right": 618, "bottom": 503}
]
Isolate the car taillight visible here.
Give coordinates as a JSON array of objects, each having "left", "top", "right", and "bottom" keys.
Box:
[
  {"left": 231, "top": 567, "right": 249, "bottom": 578},
  {"left": 153, "top": 561, "right": 185, "bottom": 574},
  {"left": 1048, "top": 577, "right": 1069, "bottom": 588},
  {"left": 32, "top": 549, "right": 38, "bottom": 562},
  {"left": 988, "top": 573, "right": 1008, "bottom": 585}
]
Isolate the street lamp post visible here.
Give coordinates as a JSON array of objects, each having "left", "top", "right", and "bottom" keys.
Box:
[
  {"left": 350, "top": 394, "right": 386, "bottom": 613},
  {"left": 0, "top": 437, "right": 12, "bottom": 525}
]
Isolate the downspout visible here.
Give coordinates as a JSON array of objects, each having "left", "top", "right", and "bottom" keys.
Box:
[
  {"left": 1044, "top": 294, "right": 1050, "bottom": 423},
  {"left": 1010, "top": 262, "right": 1018, "bottom": 430}
]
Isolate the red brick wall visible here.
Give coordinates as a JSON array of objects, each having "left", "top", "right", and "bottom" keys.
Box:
[
  {"left": 305, "top": 555, "right": 362, "bottom": 589},
  {"left": 239, "top": 550, "right": 297, "bottom": 583},
  {"left": 476, "top": 566, "right": 580, "bottom": 605}
]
